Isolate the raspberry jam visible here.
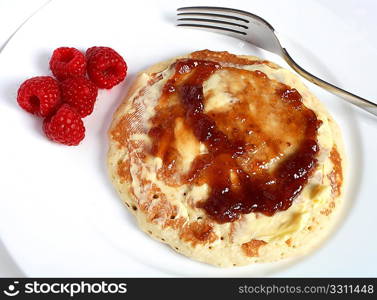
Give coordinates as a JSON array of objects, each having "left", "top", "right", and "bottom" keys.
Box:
[{"left": 148, "top": 59, "right": 321, "bottom": 223}]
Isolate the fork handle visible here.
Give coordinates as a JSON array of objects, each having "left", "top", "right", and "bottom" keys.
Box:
[{"left": 282, "top": 49, "right": 377, "bottom": 117}]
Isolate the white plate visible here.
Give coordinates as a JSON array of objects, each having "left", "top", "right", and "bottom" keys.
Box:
[{"left": 0, "top": 0, "right": 376, "bottom": 277}]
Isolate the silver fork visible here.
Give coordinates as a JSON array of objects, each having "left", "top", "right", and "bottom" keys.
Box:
[{"left": 177, "top": 6, "right": 377, "bottom": 117}]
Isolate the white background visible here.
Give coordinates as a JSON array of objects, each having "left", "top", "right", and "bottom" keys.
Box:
[{"left": 0, "top": 0, "right": 376, "bottom": 277}]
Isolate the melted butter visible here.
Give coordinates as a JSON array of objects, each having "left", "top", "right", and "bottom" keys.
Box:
[
  {"left": 203, "top": 71, "right": 240, "bottom": 113},
  {"left": 173, "top": 118, "right": 200, "bottom": 173}
]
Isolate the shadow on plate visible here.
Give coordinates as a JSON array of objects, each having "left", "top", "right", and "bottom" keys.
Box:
[
  {"left": 35, "top": 49, "right": 52, "bottom": 74},
  {"left": 0, "top": 78, "right": 23, "bottom": 110},
  {"left": 0, "top": 239, "right": 24, "bottom": 277}
]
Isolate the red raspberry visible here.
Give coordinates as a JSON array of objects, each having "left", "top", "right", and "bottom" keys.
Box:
[
  {"left": 60, "top": 77, "right": 98, "bottom": 118},
  {"left": 49, "top": 47, "right": 86, "bottom": 80},
  {"left": 86, "top": 46, "right": 127, "bottom": 89},
  {"left": 17, "top": 76, "right": 61, "bottom": 117},
  {"left": 43, "top": 104, "right": 85, "bottom": 146}
]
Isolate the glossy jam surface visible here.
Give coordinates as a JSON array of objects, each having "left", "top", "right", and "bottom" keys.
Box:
[{"left": 148, "top": 59, "right": 321, "bottom": 223}]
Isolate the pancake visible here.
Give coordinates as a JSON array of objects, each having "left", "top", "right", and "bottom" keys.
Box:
[{"left": 107, "top": 50, "right": 346, "bottom": 267}]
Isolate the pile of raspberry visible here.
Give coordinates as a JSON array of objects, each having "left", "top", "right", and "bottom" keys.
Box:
[{"left": 17, "top": 46, "right": 127, "bottom": 146}]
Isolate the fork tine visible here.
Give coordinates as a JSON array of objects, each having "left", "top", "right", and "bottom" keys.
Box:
[
  {"left": 176, "top": 23, "right": 246, "bottom": 38},
  {"left": 177, "top": 6, "right": 275, "bottom": 31},
  {"left": 177, "top": 6, "right": 283, "bottom": 55},
  {"left": 177, "top": 12, "right": 249, "bottom": 24},
  {"left": 177, "top": 18, "right": 248, "bottom": 29},
  {"left": 176, "top": 8, "right": 248, "bottom": 39}
]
